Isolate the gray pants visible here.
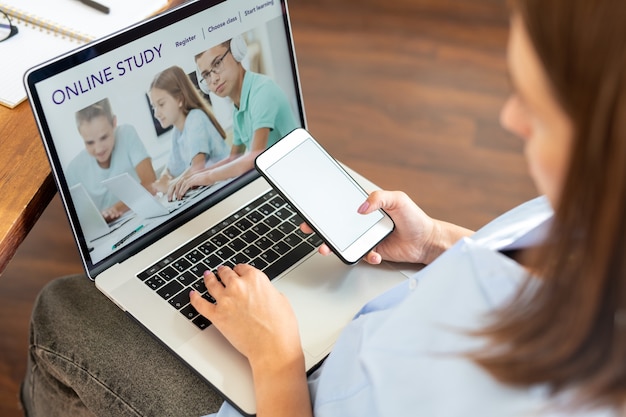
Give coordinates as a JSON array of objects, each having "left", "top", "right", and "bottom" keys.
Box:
[{"left": 21, "top": 275, "right": 223, "bottom": 417}]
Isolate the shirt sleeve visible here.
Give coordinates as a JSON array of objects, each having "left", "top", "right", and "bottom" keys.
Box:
[
  {"left": 247, "top": 79, "right": 282, "bottom": 133},
  {"left": 183, "top": 110, "right": 213, "bottom": 158}
]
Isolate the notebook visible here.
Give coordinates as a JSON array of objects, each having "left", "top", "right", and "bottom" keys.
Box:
[
  {"left": 0, "top": 0, "right": 168, "bottom": 108},
  {"left": 25, "top": 0, "right": 410, "bottom": 414}
]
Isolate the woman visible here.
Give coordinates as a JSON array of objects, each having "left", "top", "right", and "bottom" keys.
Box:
[
  {"left": 191, "top": 0, "right": 626, "bottom": 415},
  {"left": 21, "top": 0, "right": 626, "bottom": 416}
]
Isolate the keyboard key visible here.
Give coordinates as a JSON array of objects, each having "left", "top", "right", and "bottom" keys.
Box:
[
  {"left": 158, "top": 266, "right": 178, "bottom": 281},
  {"left": 278, "top": 221, "right": 297, "bottom": 234},
  {"left": 138, "top": 265, "right": 160, "bottom": 281},
  {"left": 243, "top": 245, "right": 261, "bottom": 258},
  {"left": 204, "top": 254, "right": 222, "bottom": 269},
  {"left": 231, "top": 252, "right": 250, "bottom": 265},
  {"left": 180, "top": 304, "right": 199, "bottom": 320},
  {"left": 185, "top": 249, "right": 205, "bottom": 264},
  {"left": 264, "top": 215, "right": 281, "bottom": 228},
  {"left": 252, "top": 223, "right": 270, "bottom": 236},
  {"left": 192, "top": 278, "right": 207, "bottom": 293},
  {"left": 223, "top": 226, "right": 240, "bottom": 239},
  {"left": 177, "top": 271, "right": 196, "bottom": 286},
  {"left": 284, "top": 233, "right": 303, "bottom": 247},
  {"left": 240, "top": 230, "right": 259, "bottom": 244},
  {"left": 261, "top": 248, "right": 280, "bottom": 264},
  {"left": 246, "top": 210, "right": 263, "bottom": 223},
  {"left": 264, "top": 241, "right": 315, "bottom": 279},
  {"left": 228, "top": 237, "right": 246, "bottom": 252},
  {"left": 169, "top": 290, "right": 191, "bottom": 310},
  {"left": 255, "top": 236, "right": 273, "bottom": 250},
  {"left": 189, "top": 262, "right": 209, "bottom": 278},
  {"left": 210, "top": 233, "right": 228, "bottom": 247},
  {"left": 258, "top": 203, "right": 274, "bottom": 216},
  {"left": 274, "top": 208, "right": 292, "bottom": 221},
  {"left": 198, "top": 242, "right": 217, "bottom": 255},
  {"left": 307, "top": 234, "right": 324, "bottom": 247},
  {"left": 289, "top": 214, "right": 304, "bottom": 226},
  {"left": 145, "top": 276, "right": 166, "bottom": 291},
  {"left": 249, "top": 257, "right": 268, "bottom": 271},
  {"left": 172, "top": 258, "right": 191, "bottom": 272},
  {"left": 272, "top": 241, "right": 291, "bottom": 255},
  {"left": 268, "top": 195, "right": 285, "bottom": 208},
  {"left": 266, "top": 229, "right": 285, "bottom": 242},
  {"left": 157, "top": 280, "right": 184, "bottom": 300},
  {"left": 216, "top": 246, "right": 235, "bottom": 260},
  {"left": 192, "top": 315, "right": 212, "bottom": 329},
  {"left": 234, "top": 218, "right": 253, "bottom": 231}
]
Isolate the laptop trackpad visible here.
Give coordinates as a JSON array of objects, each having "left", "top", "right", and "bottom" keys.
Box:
[{"left": 273, "top": 253, "right": 406, "bottom": 361}]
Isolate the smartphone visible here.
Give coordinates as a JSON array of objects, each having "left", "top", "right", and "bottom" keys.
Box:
[{"left": 255, "top": 128, "right": 395, "bottom": 264}]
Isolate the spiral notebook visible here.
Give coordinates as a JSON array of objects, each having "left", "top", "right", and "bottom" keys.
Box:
[{"left": 0, "top": 0, "right": 169, "bottom": 108}]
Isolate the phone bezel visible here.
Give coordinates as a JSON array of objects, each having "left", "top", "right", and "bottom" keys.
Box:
[{"left": 255, "top": 128, "right": 395, "bottom": 264}]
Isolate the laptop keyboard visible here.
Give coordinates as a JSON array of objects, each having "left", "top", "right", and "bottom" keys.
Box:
[{"left": 136, "top": 190, "right": 322, "bottom": 330}]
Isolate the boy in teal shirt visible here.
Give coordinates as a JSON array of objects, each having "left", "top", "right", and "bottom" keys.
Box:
[{"left": 169, "top": 38, "right": 298, "bottom": 200}]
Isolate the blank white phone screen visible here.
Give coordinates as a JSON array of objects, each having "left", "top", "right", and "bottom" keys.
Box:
[{"left": 265, "top": 137, "right": 383, "bottom": 251}]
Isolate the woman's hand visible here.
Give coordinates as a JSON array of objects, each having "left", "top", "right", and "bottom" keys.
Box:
[
  {"left": 189, "top": 264, "right": 303, "bottom": 369},
  {"left": 302, "top": 190, "right": 472, "bottom": 265},
  {"left": 190, "top": 265, "right": 312, "bottom": 417}
]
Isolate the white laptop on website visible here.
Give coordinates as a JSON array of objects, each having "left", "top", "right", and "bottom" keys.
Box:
[{"left": 25, "top": 1, "right": 409, "bottom": 415}]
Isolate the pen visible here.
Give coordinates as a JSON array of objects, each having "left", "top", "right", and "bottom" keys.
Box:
[
  {"left": 78, "top": 0, "right": 110, "bottom": 14},
  {"left": 112, "top": 225, "right": 144, "bottom": 250}
]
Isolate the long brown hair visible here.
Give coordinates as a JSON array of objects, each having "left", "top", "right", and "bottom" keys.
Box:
[
  {"left": 473, "top": 0, "right": 626, "bottom": 409},
  {"left": 149, "top": 65, "right": 226, "bottom": 139}
]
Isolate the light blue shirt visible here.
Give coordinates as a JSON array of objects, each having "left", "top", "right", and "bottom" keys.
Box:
[
  {"left": 167, "top": 109, "right": 230, "bottom": 177},
  {"left": 65, "top": 124, "right": 149, "bottom": 211},
  {"left": 232, "top": 71, "right": 299, "bottom": 150},
  {"left": 209, "top": 197, "right": 616, "bottom": 417}
]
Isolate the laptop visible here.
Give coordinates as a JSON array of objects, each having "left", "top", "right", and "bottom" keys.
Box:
[
  {"left": 69, "top": 183, "right": 132, "bottom": 241},
  {"left": 25, "top": 0, "right": 410, "bottom": 414},
  {"left": 103, "top": 172, "right": 190, "bottom": 218}
]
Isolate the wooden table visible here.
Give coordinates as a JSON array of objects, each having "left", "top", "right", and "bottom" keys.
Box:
[{"left": 0, "top": 102, "right": 56, "bottom": 273}]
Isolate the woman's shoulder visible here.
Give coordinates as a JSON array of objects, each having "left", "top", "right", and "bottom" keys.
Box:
[{"left": 470, "top": 196, "right": 553, "bottom": 251}]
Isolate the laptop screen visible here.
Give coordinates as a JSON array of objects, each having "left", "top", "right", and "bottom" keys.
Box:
[{"left": 25, "top": 0, "right": 305, "bottom": 276}]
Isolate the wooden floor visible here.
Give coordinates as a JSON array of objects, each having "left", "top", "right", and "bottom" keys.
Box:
[{"left": 0, "top": 1, "right": 538, "bottom": 415}]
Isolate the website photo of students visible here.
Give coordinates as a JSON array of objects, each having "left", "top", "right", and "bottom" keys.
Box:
[
  {"left": 65, "top": 97, "right": 156, "bottom": 223},
  {"left": 148, "top": 65, "right": 230, "bottom": 196},
  {"left": 168, "top": 35, "right": 299, "bottom": 201}
]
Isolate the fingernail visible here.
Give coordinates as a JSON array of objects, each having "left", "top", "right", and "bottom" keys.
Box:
[{"left": 358, "top": 201, "right": 370, "bottom": 214}]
